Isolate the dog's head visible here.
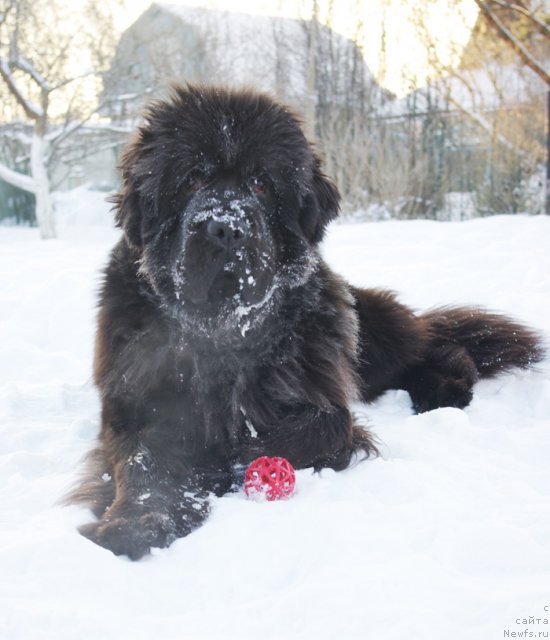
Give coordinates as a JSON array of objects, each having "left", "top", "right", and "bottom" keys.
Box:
[{"left": 112, "top": 84, "right": 340, "bottom": 338}]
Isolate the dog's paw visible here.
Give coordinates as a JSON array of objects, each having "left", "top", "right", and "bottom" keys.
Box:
[
  {"left": 79, "top": 511, "right": 177, "bottom": 560},
  {"left": 402, "top": 346, "right": 478, "bottom": 413},
  {"left": 410, "top": 378, "right": 474, "bottom": 413}
]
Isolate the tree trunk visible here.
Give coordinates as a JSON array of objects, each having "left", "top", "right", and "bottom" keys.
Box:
[
  {"left": 30, "top": 133, "right": 56, "bottom": 239},
  {"left": 304, "top": 2, "right": 318, "bottom": 141}
]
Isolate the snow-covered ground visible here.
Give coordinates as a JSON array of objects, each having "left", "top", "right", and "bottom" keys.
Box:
[{"left": 1, "top": 198, "right": 549, "bottom": 640}]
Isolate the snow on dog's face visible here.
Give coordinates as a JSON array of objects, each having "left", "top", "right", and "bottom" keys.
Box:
[{"left": 111, "top": 84, "right": 340, "bottom": 339}]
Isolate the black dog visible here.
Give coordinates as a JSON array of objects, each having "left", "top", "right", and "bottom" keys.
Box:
[{"left": 68, "top": 85, "right": 544, "bottom": 559}]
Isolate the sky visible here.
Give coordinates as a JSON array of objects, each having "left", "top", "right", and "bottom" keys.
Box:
[{"left": 111, "top": 0, "right": 480, "bottom": 97}]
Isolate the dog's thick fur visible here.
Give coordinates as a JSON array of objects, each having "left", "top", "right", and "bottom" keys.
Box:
[{"left": 67, "top": 85, "right": 544, "bottom": 559}]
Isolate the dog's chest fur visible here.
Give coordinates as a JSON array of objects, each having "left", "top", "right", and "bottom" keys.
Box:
[{"left": 163, "top": 259, "right": 360, "bottom": 459}]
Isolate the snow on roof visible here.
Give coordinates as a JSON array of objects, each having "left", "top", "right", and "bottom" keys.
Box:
[
  {"left": 159, "top": 3, "right": 309, "bottom": 97},
  {"left": 111, "top": 3, "right": 382, "bottom": 109}
]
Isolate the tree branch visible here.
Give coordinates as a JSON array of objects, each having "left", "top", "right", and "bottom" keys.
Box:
[
  {"left": 487, "top": 0, "right": 550, "bottom": 39},
  {"left": 0, "top": 160, "right": 36, "bottom": 193},
  {"left": 10, "top": 56, "right": 52, "bottom": 92},
  {"left": 443, "top": 90, "right": 527, "bottom": 159},
  {"left": 0, "top": 57, "right": 43, "bottom": 120},
  {"left": 0, "top": 0, "right": 15, "bottom": 28},
  {"left": 46, "top": 104, "right": 128, "bottom": 153},
  {"left": 474, "top": 0, "right": 550, "bottom": 86},
  {"left": 50, "top": 69, "right": 96, "bottom": 92}
]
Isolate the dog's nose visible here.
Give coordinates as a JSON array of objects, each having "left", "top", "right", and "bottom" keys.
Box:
[{"left": 206, "top": 219, "right": 247, "bottom": 249}]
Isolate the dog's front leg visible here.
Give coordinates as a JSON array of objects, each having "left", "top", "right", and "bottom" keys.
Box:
[
  {"left": 79, "top": 430, "right": 210, "bottom": 560},
  {"left": 242, "top": 403, "right": 377, "bottom": 472}
]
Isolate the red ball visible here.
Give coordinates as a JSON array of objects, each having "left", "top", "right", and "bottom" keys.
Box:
[{"left": 244, "top": 456, "right": 296, "bottom": 501}]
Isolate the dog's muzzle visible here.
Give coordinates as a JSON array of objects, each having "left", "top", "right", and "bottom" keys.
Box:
[
  {"left": 180, "top": 196, "right": 269, "bottom": 306},
  {"left": 204, "top": 216, "right": 248, "bottom": 251}
]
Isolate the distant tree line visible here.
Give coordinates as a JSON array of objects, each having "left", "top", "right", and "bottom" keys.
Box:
[{"left": 0, "top": 0, "right": 548, "bottom": 237}]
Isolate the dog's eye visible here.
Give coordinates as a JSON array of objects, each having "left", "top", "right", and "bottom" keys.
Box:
[
  {"left": 187, "top": 175, "right": 205, "bottom": 193},
  {"left": 250, "top": 178, "right": 267, "bottom": 196}
]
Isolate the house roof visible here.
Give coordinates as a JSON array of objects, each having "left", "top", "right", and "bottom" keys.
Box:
[
  {"left": 381, "top": 62, "right": 546, "bottom": 119},
  {"left": 104, "top": 3, "right": 386, "bottom": 115}
]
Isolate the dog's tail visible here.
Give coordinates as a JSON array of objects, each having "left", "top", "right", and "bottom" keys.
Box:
[
  {"left": 352, "top": 287, "right": 545, "bottom": 412},
  {"left": 420, "top": 306, "right": 545, "bottom": 379}
]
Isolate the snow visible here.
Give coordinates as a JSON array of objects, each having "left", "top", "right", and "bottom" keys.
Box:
[
  {"left": 52, "top": 186, "right": 115, "bottom": 226},
  {"left": 0, "top": 194, "right": 549, "bottom": 639}
]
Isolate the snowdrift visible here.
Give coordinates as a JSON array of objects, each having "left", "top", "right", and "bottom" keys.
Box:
[{"left": 0, "top": 209, "right": 549, "bottom": 640}]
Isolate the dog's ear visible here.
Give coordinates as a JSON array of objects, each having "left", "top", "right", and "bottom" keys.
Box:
[
  {"left": 299, "top": 155, "right": 340, "bottom": 244},
  {"left": 109, "top": 131, "right": 159, "bottom": 250}
]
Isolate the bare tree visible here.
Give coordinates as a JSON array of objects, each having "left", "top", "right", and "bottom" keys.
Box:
[
  {"left": 0, "top": 0, "right": 120, "bottom": 237},
  {"left": 473, "top": 0, "right": 549, "bottom": 85},
  {"left": 398, "top": 0, "right": 548, "bottom": 217},
  {"left": 303, "top": 0, "right": 319, "bottom": 140},
  {"left": 472, "top": 0, "right": 550, "bottom": 213}
]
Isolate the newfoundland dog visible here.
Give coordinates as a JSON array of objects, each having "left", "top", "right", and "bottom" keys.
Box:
[{"left": 68, "top": 84, "right": 543, "bottom": 559}]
